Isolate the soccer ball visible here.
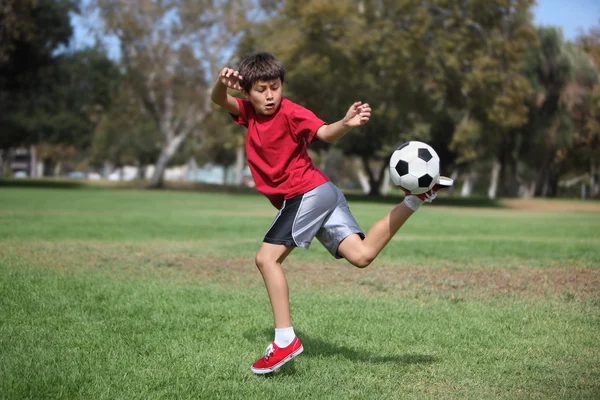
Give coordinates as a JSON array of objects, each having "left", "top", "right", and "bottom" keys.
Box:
[{"left": 389, "top": 141, "right": 440, "bottom": 194}]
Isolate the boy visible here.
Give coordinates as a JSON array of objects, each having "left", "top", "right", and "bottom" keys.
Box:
[{"left": 210, "top": 52, "right": 452, "bottom": 374}]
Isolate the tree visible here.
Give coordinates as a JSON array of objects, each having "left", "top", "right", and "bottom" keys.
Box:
[
  {"left": 238, "top": 0, "right": 441, "bottom": 195},
  {"left": 0, "top": 0, "right": 77, "bottom": 151},
  {"left": 0, "top": 0, "right": 121, "bottom": 177},
  {"left": 426, "top": 0, "right": 538, "bottom": 198},
  {"left": 569, "top": 27, "right": 600, "bottom": 197},
  {"left": 516, "top": 27, "right": 595, "bottom": 197},
  {"left": 91, "top": 0, "right": 256, "bottom": 187},
  {"left": 239, "top": 0, "right": 539, "bottom": 196},
  {"left": 90, "top": 83, "right": 161, "bottom": 177},
  {"left": 0, "top": 0, "right": 38, "bottom": 64}
]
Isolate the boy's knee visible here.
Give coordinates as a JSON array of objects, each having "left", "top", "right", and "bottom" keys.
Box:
[
  {"left": 349, "top": 253, "right": 375, "bottom": 269},
  {"left": 255, "top": 253, "right": 273, "bottom": 270},
  {"left": 255, "top": 254, "right": 265, "bottom": 269}
]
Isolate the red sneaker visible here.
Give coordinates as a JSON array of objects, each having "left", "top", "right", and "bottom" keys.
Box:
[
  {"left": 408, "top": 176, "right": 454, "bottom": 202},
  {"left": 251, "top": 337, "right": 304, "bottom": 374}
]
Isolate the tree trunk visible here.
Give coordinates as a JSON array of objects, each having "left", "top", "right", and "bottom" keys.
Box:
[
  {"left": 500, "top": 152, "right": 519, "bottom": 197},
  {"left": 186, "top": 158, "right": 198, "bottom": 182},
  {"left": 448, "top": 169, "right": 458, "bottom": 196},
  {"left": 488, "top": 158, "right": 501, "bottom": 199},
  {"left": 540, "top": 175, "right": 549, "bottom": 197},
  {"left": 548, "top": 167, "right": 559, "bottom": 197},
  {"left": 43, "top": 159, "right": 52, "bottom": 177},
  {"left": 539, "top": 163, "right": 561, "bottom": 197},
  {"left": 461, "top": 170, "right": 476, "bottom": 197},
  {"left": 591, "top": 160, "right": 599, "bottom": 198},
  {"left": 360, "top": 156, "right": 381, "bottom": 196},
  {"left": 519, "top": 181, "right": 536, "bottom": 198},
  {"left": 137, "top": 162, "right": 146, "bottom": 180},
  {"left": 234, "top": 134, "right": 245, "bottom": 186},
  {"left": 380, "top": 168, "right": 391, "bottom": 195},
  {"left": 148, "top": 132, "right": 188, "bottom": 188},
  {"left": 30, "top": 145, "right": 38, "bottom": 178},
  {"left": 507, "top": 157, "right": 520, "bottom": 197},
  {"left": 322, "top": 148, "right": 343, "bottom": 186},
  {"left": 54, "top": 160, "right": 62, "bottom": 177},
  {"left": 0, "top": 150, "right": 6, "bottom": 177},
  {"left": 356, "top": 171, "right": 370, "bottom": 194},
  {"left": 535, "top": 155, "right": 553, "bottom": 197},
  {"left": 376, "top": 158, "right": 388, "bottom": 195},
  {"left": 354, "top": 157, "right": 370, "bottom": 194},
  {"left": 103, "top": 161, "right": 115, "bottom": 179},
  {"left": 222, "top": 164, "right": 229, "bottom": 185}
]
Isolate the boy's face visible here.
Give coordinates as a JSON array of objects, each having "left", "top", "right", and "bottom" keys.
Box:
[{"left": 243, "top": 78, "right": 282, "bottom": 116}]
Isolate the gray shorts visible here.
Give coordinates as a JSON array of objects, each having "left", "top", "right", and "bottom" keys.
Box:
[{"left": 263, "top": 182, "right": 365, "bottom": 258}]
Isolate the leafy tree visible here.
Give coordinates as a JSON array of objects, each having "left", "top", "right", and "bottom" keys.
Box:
[
  {"left": 0, "top": 0, "right": 120, "bottom": 179},
  {"left": 41, "top": 48, "right": 121, "bottom": 145},
  {"left": 517, "top": 27, "right": 596, "bottom": 197},
  {"left": 426, "top": 0, "right": 537, "bottom": 197},
  {"left": 0, "top": 0, "right": 77, "bottom": 151},
  {"left": 90, "top": 84, "right": 161, "bottom": 176},
  {"left": 570, "top": 27, "right": 600, "bottom": 197},
  {"left": 91, "top": 0, "right": 256, "bottom": 187},
  {"left": 0, "top": 0, "right": 38, "bottom": 64},
  {"left": 239, "top": 0, "right": 441, "bottom": 195},
  {"left": 239, "top": 0, "right": 539, "bottom": 196}
]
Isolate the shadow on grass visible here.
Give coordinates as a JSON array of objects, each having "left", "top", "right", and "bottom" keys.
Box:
[
  {"left": 245, "top": 328, "right": 438, "bottom": 374},
  {"left": 0, "top": 178, "right": 85, "bottom": 189}
]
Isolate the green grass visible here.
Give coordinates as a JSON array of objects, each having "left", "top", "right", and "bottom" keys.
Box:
[{"left": 1, "top": 186, "right": 599, "bottom": 399}]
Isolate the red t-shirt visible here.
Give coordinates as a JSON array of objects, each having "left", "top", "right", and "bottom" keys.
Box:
[{"left": 231, "top": 97, "right": 329, "bottom": 209}]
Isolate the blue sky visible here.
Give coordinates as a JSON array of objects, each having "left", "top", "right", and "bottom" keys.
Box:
[
  {"left": 71, "top": 0, "right": 600, "bottom": 60},
  {"left": 532, "top": 0, "right": 599, "bottom": 39}
]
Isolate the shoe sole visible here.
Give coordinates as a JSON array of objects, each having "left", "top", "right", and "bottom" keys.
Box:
[
  {"left": 251, "top": 346, "right": 304, "bottom": 374},
  {"left": 437, "top": 176, "right": 454, "bottom": 187}
]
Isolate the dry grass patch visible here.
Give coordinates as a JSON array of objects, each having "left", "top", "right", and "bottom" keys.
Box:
[
  {"left": 4, "top": 240, "right": 598, "bottom": 302},
  {"left": 502, "top": 198, "right": 600, "bottom": 212}
]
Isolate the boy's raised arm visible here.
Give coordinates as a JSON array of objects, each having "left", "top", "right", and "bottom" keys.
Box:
[{"left": 211, "top": 67, "right": 243, "bottom": 116}]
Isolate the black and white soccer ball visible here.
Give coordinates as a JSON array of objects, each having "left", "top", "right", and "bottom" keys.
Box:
[{"left": 389, "top": 141, "right": 440, "bottom": 194}]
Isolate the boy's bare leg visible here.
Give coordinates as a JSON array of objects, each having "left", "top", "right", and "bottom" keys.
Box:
[
  {"left": 338, "top": 177, "right": 453, "bottom": 268},
  {"left": 255, "top": 243, "right": 295, "bottom": 328},
  {"left": 337, "top": 202, "right": 414, "bottom": 268}
]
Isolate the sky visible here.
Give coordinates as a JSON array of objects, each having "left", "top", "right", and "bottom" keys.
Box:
[
  {"left": 71, "top": 0, "right": 600, "bottom": 60},
  {"left": 532, "top": 0, "right": 599, "bottom": 39}
]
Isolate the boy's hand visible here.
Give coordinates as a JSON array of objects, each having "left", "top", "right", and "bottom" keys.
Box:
[
  {"left": 218, "top": 67, "right": 244, "bottom": 91},
  {"left": 313, "top": 101, "right": 372, "bottom": 143},
  {"left": 343, "top": 101, "right": 371, "bottom": 128}
]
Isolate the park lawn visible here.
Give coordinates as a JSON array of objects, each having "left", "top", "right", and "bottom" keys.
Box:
[{"left": 0, "top": 186, "right": 599, "bottom": 399}]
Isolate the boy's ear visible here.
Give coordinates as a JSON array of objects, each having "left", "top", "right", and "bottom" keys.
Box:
[{"left": 241, "top": 89, "right": 250, "bottom": 99}]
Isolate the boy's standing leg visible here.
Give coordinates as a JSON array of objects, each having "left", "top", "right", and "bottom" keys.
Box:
[
  {"left": 254, "top": 243, "right": 294, "bottom": 329},
  {"left": 251, "top": 243, "right": 303, "bottom": 374}
]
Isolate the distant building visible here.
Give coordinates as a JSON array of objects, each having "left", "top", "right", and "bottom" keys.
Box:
[{"left": 9, "top": 147, "right": 41, "bottom": 178}]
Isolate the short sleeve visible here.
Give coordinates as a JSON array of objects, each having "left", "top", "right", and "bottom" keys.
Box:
[
  {"left": 290, "top": 104, "right": 326, "bottom": 143},
  {"left": 230, "top": 97, "right": 252, "bottom": 128}
]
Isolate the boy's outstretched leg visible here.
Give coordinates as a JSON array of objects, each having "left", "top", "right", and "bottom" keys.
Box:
[
  {"left": 338, "top": 176, "right": 453, "bottom": 268},
  {"left": 251, "top": 243, "right": 304, "bottom": 374},
  {"left": 337, "top": 202, "right": 414, "bottom": 267}
]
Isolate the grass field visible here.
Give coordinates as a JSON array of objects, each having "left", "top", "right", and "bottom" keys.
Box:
[{"left": 1, "top": 185, "right": 599, "bottom": 399}]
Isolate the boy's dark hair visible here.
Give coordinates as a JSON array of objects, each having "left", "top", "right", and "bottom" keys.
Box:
[{"left": 238, "top": 52, "right": 285, "bottom": 93}]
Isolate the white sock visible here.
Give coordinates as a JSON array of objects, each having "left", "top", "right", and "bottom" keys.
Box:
[
  {"left": 403, "top": 195, "right": 424, "bottom": 211},
  {"left": 274, "top": 327, "right": 295, "bottom": 348}
]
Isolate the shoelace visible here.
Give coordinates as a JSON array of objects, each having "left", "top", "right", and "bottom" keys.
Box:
[
  {"left": 422, "top": 191, "right": 437, "bottom": 203},
  {"left": 264, "top": 344, "right": 275, "bottom": 360}
]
